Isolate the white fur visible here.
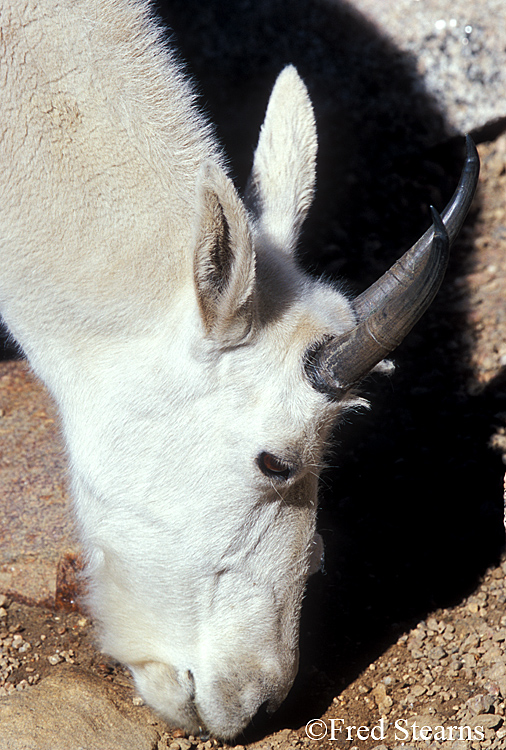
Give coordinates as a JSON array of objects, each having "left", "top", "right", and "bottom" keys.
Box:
[{"left": 0, "top": 0, "right": 359, "bottom": 739}]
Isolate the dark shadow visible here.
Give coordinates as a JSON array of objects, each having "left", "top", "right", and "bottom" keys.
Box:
[
  {"left": 155, "top": 0, "right": 455, "bottom": 282},
  {"left": 0, "top": 317, "right": 22, "bottom": 361}
]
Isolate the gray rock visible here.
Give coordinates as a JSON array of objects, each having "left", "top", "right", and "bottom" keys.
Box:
[
  {"left": 0, "top": 666, "right": 159, "bottom": 750},
  {"left": 485, "top": 662, "right": 506, "bottom": 682},
  {"left": 474, "top": 713, "right": 503, "bottom": 730},
  {"left": 344, "top": 0, "right": 506, "bottom": 135},
  {"left": 481, "top": 645, "right": 503, "bottom": 664},
  {"left": 428, "top": 645, "right": 447, "bottom": 661},
  {"left": 465, "top": 693, "right": 495, "bottom": 715}
]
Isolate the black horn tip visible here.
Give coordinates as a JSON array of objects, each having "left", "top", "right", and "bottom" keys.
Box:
[
  {"left": 462, "top": 134, "right": 480, "bottom": 191},
  {"left": 465, "top": 134, "right": 479, "bottom": 165},
  {"left": 430, "top": 205, "right": 442, "bottom": 229}
]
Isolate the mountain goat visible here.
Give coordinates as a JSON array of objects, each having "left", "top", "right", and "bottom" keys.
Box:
[{"left": 0, "top": 0, "right": 478, "bottom": 740}]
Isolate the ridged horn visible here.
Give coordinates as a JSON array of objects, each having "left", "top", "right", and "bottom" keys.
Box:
[{"left": 305, "top": 135, "right": 480, "bottom": 397}]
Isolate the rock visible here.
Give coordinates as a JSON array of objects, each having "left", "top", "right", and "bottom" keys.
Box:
[
  {"left": 480, "top": 645, "right": 503, "bottom": 664},
  {"left": 426, "top": 617, "right": 440, "bottom": 632},
  {"left": 412, "top": 713, "right": 441, "bottom": 728},
  {"left": 485, "top": 662, "right": 506, "bottom": 682},
  {"left": 0, "top": 361, "right": 77, "bottom": 605},
  {"left": 0, "top": 666, "right": 158, "bottom": 750},
  {"left": 171, "top": 741, "right": 192, "bottom": 750},
  {"left": 371, "top": 683, "right": 393, "bottom": 714},
  {"left": 474, "top": 713, "right": 503, "bottom": 730},
  {"left": 406, "top": 684, "right": 426, "bottom": 700},
  {"left": 47, "top": 653, "right": 63, "bottom": 665},
  {"left": 428, "top": 645, "right": 447, "bottom": 661},
  {"left": 493, "top": 628, "right": 506, "bottom": 642},
  {"left": 346, "top": 0, "right": 506, "bottom": 135},
  {"left": 465, "top": 693, "right": 495, "bottom": 715}
]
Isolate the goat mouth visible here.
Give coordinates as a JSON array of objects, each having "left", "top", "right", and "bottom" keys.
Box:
[
  {"left": 185, "top": 668, "right": 196, "bottom": 699},
  {"left": 185, "top": 669, "right": 208, "bottom": 732},
  {"left": 186, "top": 670, "right": 232, "bottom": 740}
]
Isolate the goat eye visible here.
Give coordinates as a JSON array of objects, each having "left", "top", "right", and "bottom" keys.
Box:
[{"left": 257, "top": 451, "right": 292, "bottom": 481}]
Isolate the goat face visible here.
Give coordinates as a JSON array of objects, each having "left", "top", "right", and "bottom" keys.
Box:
[
  {"left": 62, "top": 66, "right": 357, "bottom": 739},
  {"left": 76, "top": 323, "right": 348, "bottom": 739},
  {"left": 71, "top": 273, "right": 354, "bottom": 738},
  {"left": 64, "top": 66, "right": 477, "bottom": 739}
]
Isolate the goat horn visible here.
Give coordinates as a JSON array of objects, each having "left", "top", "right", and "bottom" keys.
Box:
[{"left": 305, "top": 135, "right": 480, "bottom": 397}]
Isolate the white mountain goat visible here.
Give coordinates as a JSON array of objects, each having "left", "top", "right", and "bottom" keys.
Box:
[{"left": 0, "top": 0, "right": 478, "bottom": 739}]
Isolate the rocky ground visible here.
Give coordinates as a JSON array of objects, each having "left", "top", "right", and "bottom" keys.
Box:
[{"left": 1, "top": 1, "right": 506, "bottom": 749}]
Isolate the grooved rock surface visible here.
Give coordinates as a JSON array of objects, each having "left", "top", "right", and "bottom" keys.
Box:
[{"left": 0, "top": 361, "right": 76, "bottom": 604}]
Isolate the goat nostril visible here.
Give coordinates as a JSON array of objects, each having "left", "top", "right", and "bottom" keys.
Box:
[{"left": 183, "top": 670, "right": 209, "bottom": 737}]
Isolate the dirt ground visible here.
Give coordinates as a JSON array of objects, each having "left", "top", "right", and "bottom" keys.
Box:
[{"left": 1, "top": 128, "right": 506, "bottom": 749}]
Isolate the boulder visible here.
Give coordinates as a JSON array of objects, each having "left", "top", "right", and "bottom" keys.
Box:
[
  {"left": 0, "top": 666, "right": 158, "bottom": 750},
  {"left": 0, "top": 361, "right": 76, "bottom": 604}
]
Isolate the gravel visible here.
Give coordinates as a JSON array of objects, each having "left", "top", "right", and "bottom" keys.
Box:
[{"left": 284, "top": 560, "right": 506, "bottom": 750}]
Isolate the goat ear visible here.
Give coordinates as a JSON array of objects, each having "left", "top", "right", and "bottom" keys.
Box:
[
  {"left": 194, "top": 162, "right": 256, "bottom": 345},
  {"left": 245, "top": 65, "right": 317, "bottom": 252}
]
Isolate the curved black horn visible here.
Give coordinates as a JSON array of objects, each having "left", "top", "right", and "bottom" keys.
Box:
[{"left": 305, "top": 136, "right": 480, "bottom": 397}]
